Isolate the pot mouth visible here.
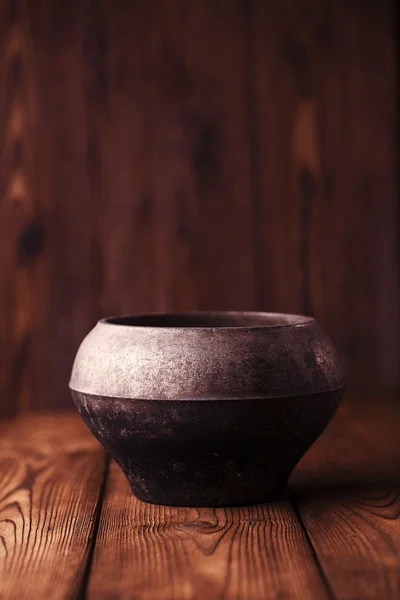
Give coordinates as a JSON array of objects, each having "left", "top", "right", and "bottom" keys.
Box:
[{"left": 100, "top": 311, "right": 314, "bottom": 330}]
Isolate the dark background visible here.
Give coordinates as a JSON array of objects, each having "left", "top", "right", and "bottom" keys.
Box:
[{"left": 0, "top": 0, "right": 398, "bottom": 417}]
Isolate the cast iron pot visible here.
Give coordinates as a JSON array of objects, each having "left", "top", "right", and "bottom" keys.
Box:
[{"left": 70, "top": 311, "right": 344, "bottom": 507}]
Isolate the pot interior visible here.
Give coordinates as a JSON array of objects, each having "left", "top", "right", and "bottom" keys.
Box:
[{"left": 104, "top": 312, "right": 312, "bottom": 329}]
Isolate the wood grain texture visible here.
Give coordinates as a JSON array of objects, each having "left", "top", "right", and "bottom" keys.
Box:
[
  {"left": 0, "top": 0, "right": 398, "bottom": 417},
  {"left": 87, "top": 460, "right": 329, "bottom": 600},
  {"left": 75, "top": 0, "right": 256, "bottom": 318},
  {"left": 250, "top": 0, "right": 398, "bottom": 387},
  {"left": 92, "top": 0, "right": 156, "bottom": 317},
  {"left": 26, "top": 0, "right": 101, "bottom": 412},
  {"left": 0, "top": 0, "right": 49, "bottom": 416},
  {"left": 0, "top": 413, "right": 106, "bottom": 600},
  {"left": 0, "top": 0, "right": 9, "bottom": 413},
  {"left": 251, "top": 0, "right": 306, "bottom": 314},
  {"left": 292, "top": 395, "right": 400, "bottom": 600},
  {"left": 0, "top": 0, "right": 102, "bottom": 417},
  {"left": 0, "top": 398, "right": 399, "bottom": 599},
  {"left": 147, "top": 0, "right": 255, "bottom": 311},
  {"left": 305, "top": 1, "right": 399, "bottom": 388}
]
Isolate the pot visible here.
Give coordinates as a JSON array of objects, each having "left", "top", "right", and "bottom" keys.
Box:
[{"left": 70, "top": 311, "right": 344, "bottom": 506}]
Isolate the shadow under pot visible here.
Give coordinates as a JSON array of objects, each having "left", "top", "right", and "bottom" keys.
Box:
[{"left": 69, "top": 311, "right": 345, "bottom": 507}]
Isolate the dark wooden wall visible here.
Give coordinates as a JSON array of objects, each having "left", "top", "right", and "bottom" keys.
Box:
[{"left": 0, "top": 0, "right": 398, "bottom": 416}]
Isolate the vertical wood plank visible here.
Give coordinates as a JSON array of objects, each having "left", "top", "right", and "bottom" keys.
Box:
[
  {"left": 251, "top": 0, "right": 398, "bottom": 387},
  {"left": 307, "top": 0, "right": 398, "bottom": 387},
  {"left": 150, "top": 0, "right": 255, "bottom": 311},
  {"left": 99, "top": 0, "right": 255, "bottom": 314},
  {"left": 0, "top": 0, "right": 11, "bottom": 412},
  {"left": 0, "top": 0, "right": 49, "bottom": 416},
  {"left": 95, "top": 0, "right": 157, "bottom": 316},
  {"left": 0, "top": 0, "right": 98, "bottom": 416},
  {"left": 251, "top": 0, "right": 307, "bottom": 314},
  {"left": 14, "top": 0, "right": 101, "bottom": 413}
]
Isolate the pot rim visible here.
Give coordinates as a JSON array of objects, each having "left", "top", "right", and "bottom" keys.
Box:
[{"left": 99, "top": 311, "right": 315, "bottom": 331}]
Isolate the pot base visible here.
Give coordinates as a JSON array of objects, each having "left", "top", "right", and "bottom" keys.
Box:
[
  {"left": 72, "top": 388, "right": 344, "bottom": 507},
  {"left": 129, "top": 478, "right": 286, "bottom": 507}
]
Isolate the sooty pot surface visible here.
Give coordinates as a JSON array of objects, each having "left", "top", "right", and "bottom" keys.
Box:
[{"left": 70, "top": 311, "right": 345, "bottom": 506}]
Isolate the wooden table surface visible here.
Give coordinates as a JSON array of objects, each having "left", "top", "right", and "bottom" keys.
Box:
[{"left": 0, "top": 394, "right": 399, "bottom": 600}]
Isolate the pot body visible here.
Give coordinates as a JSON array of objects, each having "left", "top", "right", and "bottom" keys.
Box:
[{"left": 70, "top": 312, "right": 345, "bottom": 506}]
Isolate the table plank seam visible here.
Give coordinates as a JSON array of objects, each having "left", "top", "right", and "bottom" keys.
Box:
[
  {"left": 74, "top": 455, "right": 110, "bottom": 600},
  {"left": 289, "top": 489, "right": 338, "bottom": 600}
]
